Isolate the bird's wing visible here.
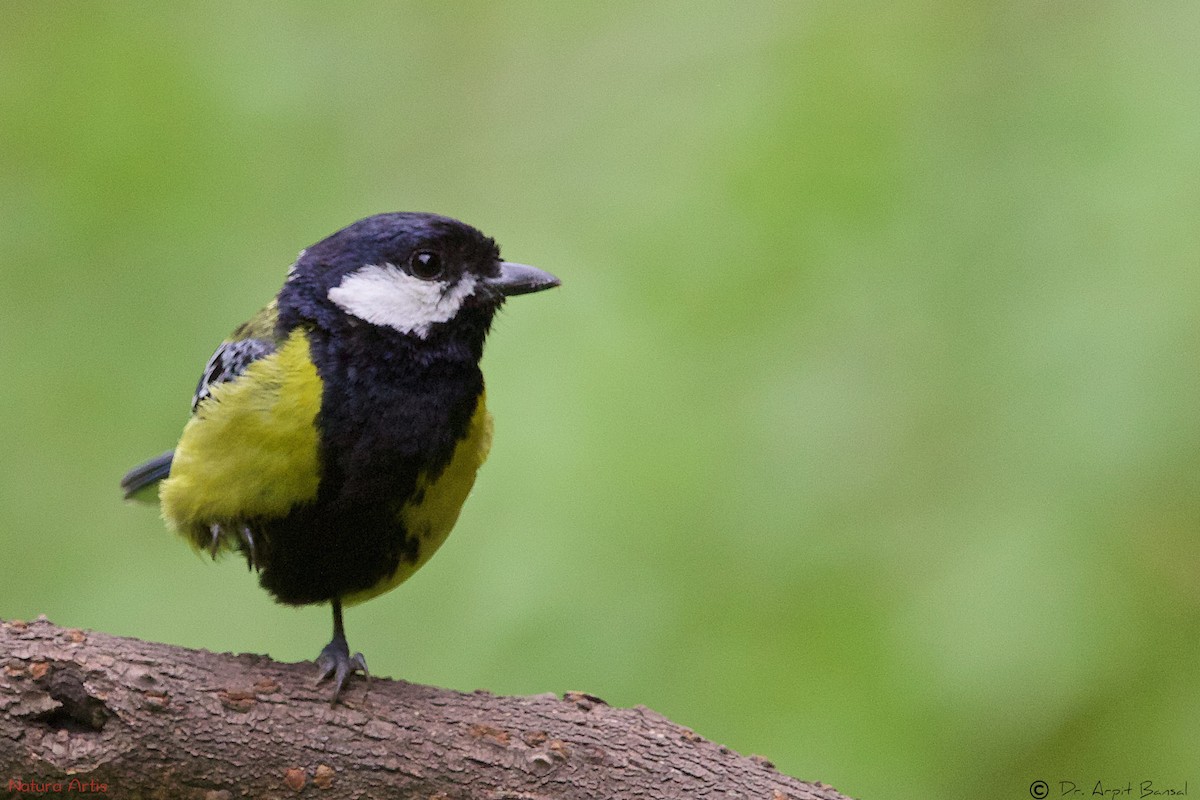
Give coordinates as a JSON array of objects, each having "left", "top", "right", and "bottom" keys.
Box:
[
  {"left": 121, "top": 301, "right": 284, "bottom": 501},
  {"left": 161, "top": 324, "right": 323, "bottom": 534},
  {"left": 191, "top": 300, "right": 281, "bottom": 412}
]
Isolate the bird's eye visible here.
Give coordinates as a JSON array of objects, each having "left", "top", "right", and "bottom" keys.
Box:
[{"left": 409, "top": 251, "right": 443, "bottom": 280}]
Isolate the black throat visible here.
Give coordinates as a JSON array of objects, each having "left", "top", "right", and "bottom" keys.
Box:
[{"left": 303, "top": 310, "right": 492, "bottom": 510}]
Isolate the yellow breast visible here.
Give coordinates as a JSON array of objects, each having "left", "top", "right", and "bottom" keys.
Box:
[{"left": 160, "top": 329, "right": 322, "bottom": 538}]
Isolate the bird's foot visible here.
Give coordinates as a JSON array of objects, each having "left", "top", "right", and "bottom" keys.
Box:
[
  {"left": 206, "top": 523, "right": 260, "bottom": 571},
  {"left": 314, "top": 635, "right": 368, "bottom": 706},
  {"left": 208, "top": 523, "right": 223, "bottom": 559},
  {"left": 238, "top": 525, "right": 259, "bottom": 572}
]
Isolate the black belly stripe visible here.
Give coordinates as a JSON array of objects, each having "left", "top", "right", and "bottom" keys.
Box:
[{"left": 253, "top": 322, "right": 485, "bottom": 606}]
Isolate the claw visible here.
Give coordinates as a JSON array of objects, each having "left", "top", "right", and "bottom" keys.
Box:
[
  {"left": 315, "top": 599, "right": 368, "bottom": 706},
  {"left": 315, "top": 641, "right": 369, "bottom": 706},
  {"left": 239, "top": 525, "right": 258, "bottom": 572},
  {"left": 208, "top": 523, "right": 222, "bottom": 559}
]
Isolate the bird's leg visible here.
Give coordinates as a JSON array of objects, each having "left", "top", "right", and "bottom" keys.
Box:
[{"left": 314, "top": 598, "right": 368, "bottom": 706}]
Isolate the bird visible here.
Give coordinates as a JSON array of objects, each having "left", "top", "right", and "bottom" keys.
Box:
[{"left": 120, "top": 212, "right": 560, "bottom": 704}]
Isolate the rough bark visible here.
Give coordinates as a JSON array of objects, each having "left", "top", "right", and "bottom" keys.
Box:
[{"left": 0, "top": 617, "right": 851, "bottom": 800}]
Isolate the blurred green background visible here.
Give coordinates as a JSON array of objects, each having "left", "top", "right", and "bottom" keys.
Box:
[{"left": 2, "top": 2, "right": 1198, "bottom": 797}]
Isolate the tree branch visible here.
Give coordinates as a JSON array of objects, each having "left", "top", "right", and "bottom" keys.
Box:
[{"left": 1, "top": 617, "right": 851, "bottom": 800}]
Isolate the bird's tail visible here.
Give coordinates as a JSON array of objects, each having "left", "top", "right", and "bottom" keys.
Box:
[{"left": 120, "top": 451, "right": 174, "bottom": 502}]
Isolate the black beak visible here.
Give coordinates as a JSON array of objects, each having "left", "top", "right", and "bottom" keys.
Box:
[{"left": 486, "top": 261, "right": 561, "bottom": 297}]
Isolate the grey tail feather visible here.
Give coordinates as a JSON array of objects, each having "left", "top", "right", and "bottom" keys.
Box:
[{"left": 120, "top": 451, "right": 174, "bottom": 499}]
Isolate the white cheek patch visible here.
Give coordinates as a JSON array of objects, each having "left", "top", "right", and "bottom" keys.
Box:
[{"left": 327, "top": 263, "right": 478, "bottom": 337}]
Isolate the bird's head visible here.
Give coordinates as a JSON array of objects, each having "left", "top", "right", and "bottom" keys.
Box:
[{"left": 277, "top": 212, "right": 559, "bottom": 342}]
